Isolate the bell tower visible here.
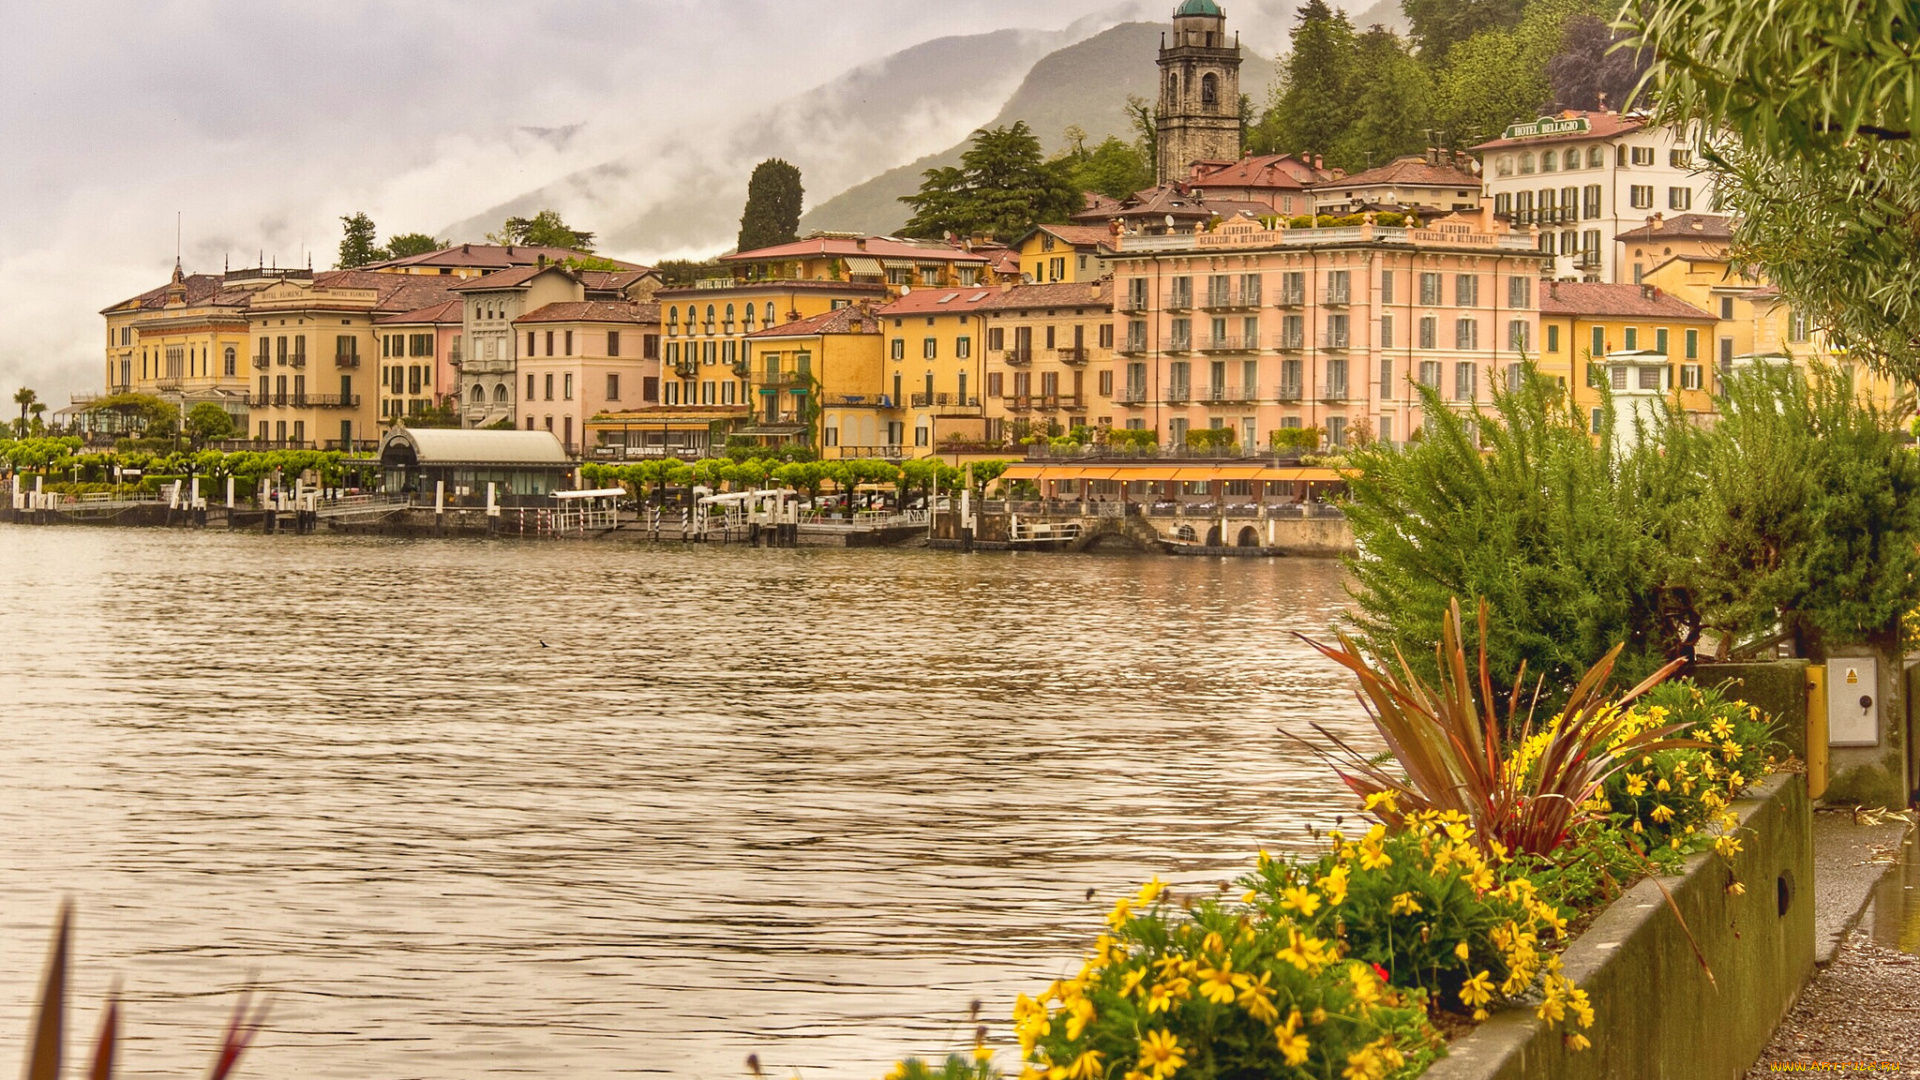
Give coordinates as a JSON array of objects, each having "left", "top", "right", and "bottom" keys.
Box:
[{"left": 1156, "top": 0, "right": 1244, "bottom": 186}]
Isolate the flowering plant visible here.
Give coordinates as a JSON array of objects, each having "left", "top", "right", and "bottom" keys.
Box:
[{"left": 1586, "top": 680, "right": 1778, "bottom": 856}]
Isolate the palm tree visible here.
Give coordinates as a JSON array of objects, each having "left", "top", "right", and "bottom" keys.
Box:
[{"left": 12, "top": 387, "right": 36, "bottom": 437}]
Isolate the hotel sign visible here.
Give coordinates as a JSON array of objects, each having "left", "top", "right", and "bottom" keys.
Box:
[{"left": 1502, "top": 116, "right": 1590, "bottom": 140}]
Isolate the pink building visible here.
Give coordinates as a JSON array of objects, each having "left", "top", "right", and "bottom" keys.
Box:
[
  {"left": 1108, "top": 206, "right": 1551, "bottom": 450},
  {"left": 373, "top": 299, "right": 464, "bottom": 427},
  {"left": 512, "top": 302, "right": 662, "bottom": 455}
]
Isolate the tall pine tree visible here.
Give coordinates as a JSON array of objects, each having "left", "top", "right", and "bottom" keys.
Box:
[
  {"left": 1329, "top": 27, "right": 1433, "bottom": 173},
  {"left": 1264, "top": 1, "right": 1358, "bottom": 160},
  {"left": 899, "top": 122, "right": 1080, "bottom": 241},
  {"left": 337, "top": 213, "right": 381, "bottom": 269},
  {"left": 736, "top": 159, "right": 805, "bottom": 254}
]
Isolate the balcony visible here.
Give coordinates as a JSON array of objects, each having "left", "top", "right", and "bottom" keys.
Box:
[
  {"left": 1166, "top": 336, "right": 1193, "bottom": 355},
  {"left": 1202, "top": 386, "right": 1254, "bottom": 404},
  {"left": 1322, "top": 290, "right": 1351, "bottom": 308},
  {"left": 1166, "top": 384, "right": 1192, "bottom": 404},
  {"left": 673, "top": 360, "right": 700, "bottom": 378},
  {"left": 1276, "top": 290, "right": 1306, "bottom": 308},
  {"left": 155, "top": 378, "right": 182, "bottom": 391},
  {"left": 1276, "top": 336, "right": 1305, "bottom": 353},
  {"left": 1321, "top": 337, "right": 1350, "bottom": 352},
  {"left": 1204, "top": 291, "right": 1261, "bottom": 312},
  {"left": 1002, "top": 347, "right": 1034, "bottom": 367},
  {"left": 289, "top": 353, "right": 307, "bottom": 369},
  {"left": 1118, "top": 338, "right": 1148, "bottom": 356},
  {"left": 1320, "top": 385, "right": 1350, "bottom": 404},
  {"left": 1165, "top": 293, "right": 1193, "bottom": 313},
  {"left": 910, "top": 392, "right": 983, "bottom": 411},
  {"left": 247, "top": 394, "right": 361, "bottom": 409},
  {"left": 1120, "top": 293, "right": 1149, "bottom": 314},
  {"left": 1056, "top": 347, "right": 1089, "bottom": 365},
  {"left": 1276, "top": 383, "right": 1304, "bottom": 402},
  {"left": 1202, "top": 335, "right": 1251, "bottom": 353},
  {"left": 335, "top": 352, "right": 361, "bottom": 368},
  {"left": 756, "top": 371, "right": 810, "bottom": 391},
  {"left": 1116, "top": 385, "right": 1148, "bottom": 406},
  {"left": 252, "top": 354, "right": 269, "bottom": 370},
  {"left": 1005, "top": 394, "right": 1033, "bottom": 412}
]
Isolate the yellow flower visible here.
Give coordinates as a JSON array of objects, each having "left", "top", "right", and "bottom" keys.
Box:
[
  {"left": 1106, "top": 898, "right": 1133, "bottom": 929},
  {"left": 1727, "top": 880, "right": 1747, "bottom": 896},
  {"left": 1715, "top": 834, "right": 1744, "bottom": 858},
  {"left": 1389, "top": 891, "right": 1423, "bottom": 916},
  {"left": 1342, "top": 1043, "right": 1384, "bottom": 1080},
  {"left": 1119, "top": 967, "right": 1148, "bottom": 998},
  {"left": 1137, "top": 877, "right": 1168, "bottom": 906},
  {"left": 1236, "top": 971, "right": 1279, "bottom": 1024},
  {"left": 1460, "top": 969, "right": 1494, "bottom": 1010},
  {"left": 1625, "top": 772, "right": 1648, "bottom": 796},
  {"left": 1710, "top": 716, "right": 1733, "bottom": 739},
  {"left": 1347, "top": 962, "right": 1382, "bottom": 1006},
  {"left": 1064, "top": 1050, "right": 1102, "bottom": 1079},
  {"left": 1275, "top": 1009, "right": 1311, "bottom": 1066},
  {"left": 1281, "top": 885, "right": 1322, "bottom": 917},
  {"left": 1464, "top": 864, "right": 1495, "bottom": 892},
  {"left": 1454, "top": 941, "right": 1471, "bottom": 963},
  {"left": 1649, "top": 803, "right": 1675, "bottom": 824},
  {"left": 1136, "top": 1030, "right": 1185, "bottom": 1079},
  {"left": 1277, "top": 925, "right": 1335, "bottom": 972},
  {"left": 1065, "top": 997, "right": 1095, "bottom": 1041},
  {"left": 976, "top": 1041, "right": 996, "bottom": 1064},
  {"left": 1200, "top": 931, "right": 1224, "bottom": 956},
  {"left": 1196, "top": 960, "right": 1238, "bottom": 1005},
  {"left": 1655, "top": 776, "right": 1672, "bottom": 793},
  {"left": 1358, "top": 840, "right": 1392, "bottom": 871},
  {"left": 1363, "top": 790, "right": 1400, "bottom": 814},
  {"left": 1318, "top": 864, "right": 1351, "bottom": 907},
  {"left": 1565, "top": 1032, "right": 1592, "bottom": 1052}
]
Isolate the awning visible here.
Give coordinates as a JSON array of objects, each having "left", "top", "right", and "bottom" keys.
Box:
[
  {"left": 1000, "top": 463, "right": 1350, "bottom": 484},
  {"left": 736, "top": 424, "right": 807, "bottom": 436},
  {"left": 553, "top": 488, "right": 627, "bottom": 500},
  {"left": 845, "top": 256, "right": 883, "bottom": 275},
  {"left": 881, "top": 258, "right": 917, "bottom": 270}
]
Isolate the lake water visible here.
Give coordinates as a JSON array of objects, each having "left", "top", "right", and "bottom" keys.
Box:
[{"left": 0, "top": 524, "right": 1377, "bottom": 1079}]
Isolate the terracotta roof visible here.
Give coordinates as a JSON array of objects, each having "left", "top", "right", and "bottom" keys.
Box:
[
  {"left": 1539, "top": 282, "right": 1716, "bottom": 320},
  {"left": 1189, "top": 154, "right": 1325, "bottom": 191},
  {"left": 103, "top": 272, "right": 264, "bottom": 314},
  {"left": 724, "top": 235, "right": 989, "bottom": 264},
  {"left": 653, "top": 280, "right": 890, "bottom": 299},
  {"left": 359, "top": 244, "right": 647, "bottom": 273},
  {"left": 747, "top": 305, "right": 880, "bottom": 338},
  {"left": 513, "top": 301, "right": 661, "bottom": 325},
  {"left": 875, "top": 288, "right": 999, "bottom": 316},
  {"left": 1083, "top": 183, "right": 1277, "bottom": 223},
  {"left": 1081, "top": 192, "right": 1125, "bottom": 215},
  {"left": 979, "top": 279, "right": 1114, "bottom": 312},
  {"left": 1615, "top": 214, "right": 1736, "bottom": 242},
  {"left": 307, "top": 270, "right": 459, "bottom": 313},
  {"left": 575, "top": 270, "right": 655, "bottom": 293},
  {"left": 1473, "top": 110, "right": 1645, "bottom": 151},
  {"left": 1026, "top": 224, "right": 1120, "bottom": 250},
  {"left": 375, "top": 299, "right": 465, "bottom": 326},
  {"left": 449, "top": 265, "right": 567, "bottom": 292},
  {"left": 1315, "top": 155, "right": 1480, "bottom": 191}
]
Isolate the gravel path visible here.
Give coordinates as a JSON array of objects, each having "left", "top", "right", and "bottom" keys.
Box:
[{"left": 1746, "top": 930, "right": 1920, "bottom": 1077}]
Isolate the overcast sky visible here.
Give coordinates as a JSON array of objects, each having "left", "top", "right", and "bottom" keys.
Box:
[{"left": 1, "top": 1, "right": 1299, "bottom": 402}]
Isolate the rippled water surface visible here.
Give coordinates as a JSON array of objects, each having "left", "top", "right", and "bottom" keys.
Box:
[{"left": 0, "top": 524, "right": 1378, "bottom": 1079}]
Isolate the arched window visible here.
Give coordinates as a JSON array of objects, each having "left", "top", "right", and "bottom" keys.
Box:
[
  {"left": 724, "top": 303, "right": 735, "bottom": 327},
  {"left": 765, "top": 302, "right": 776, "bottom": 325},
  {"left": 1541, "top": 150, "right": 1557, "bottom": 173},
  {"left": 471, "top": 384, "right": 485, "bottom": 403},
  {"left": 705, "top": 304, "right": 716, "bottom": 325},
  {"left": 667, "top": 307, "right": 679, "bottom": 327},
  {"left": 744, "top": 306, "right": 756, "bottom": 327},
  {"left": 1587, "top": 146, "right": 1604, "bottom": 168},
  {"left": 494, "top": 384, "right": 509, "bottom": 403},
  {"left": 684, "top": 305, "right": 696, "bottom": 331},
  {"left": 1201, "top": 73, "right": 1217, "bottom": 105},
  {"left": 223, "top": 346, "right": 236, "bottom": 376},
  {"left": 1519, "top": 152, "right": 1535, "bottom": 174},
  {"left": 1496, "top": 155, "right": 1514, "bottom": 177},
  {"left": 1564, "top": 148, "right": 1580, "bottom": 170}
]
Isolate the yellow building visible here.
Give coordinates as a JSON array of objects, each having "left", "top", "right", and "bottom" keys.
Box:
[
  {"left": 1537, "top": 281, "right": 1718, "bottom": 430},
  {"left": 979, "top": 280, "right": 1116, "bottom": 440},
  {"left": 743, "top": 305, "right": 890, "bottom": 457},
  {"left": 246, "top": 270, "right": 458, "bottom": 449},
  {"left": 95, "top": 262, "right": 292, "bottom": 431},
  {"left": 1615, "top": 213, "right": 1734, "bottom": 286},
  {"left": 1011, "top": 225, "right": 1118, "bottom": 284},
  {"left": 874, "top": 288, "right": 997, "bottom": 454}
]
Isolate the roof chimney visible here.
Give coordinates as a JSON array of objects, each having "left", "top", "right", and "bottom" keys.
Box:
[
  {"left": 462, "top": 243, "right": 470, "bottom": 254},
  {"left": 537, "top": 254, "right": 547, "bottom": 268},
  {"left": 856, "top": 237, "right": 868, "bottom": 250}
]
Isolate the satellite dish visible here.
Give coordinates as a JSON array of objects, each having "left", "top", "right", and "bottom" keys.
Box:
[{"left": 1165, "top": 215, "right": 1176, "bottom": 228}]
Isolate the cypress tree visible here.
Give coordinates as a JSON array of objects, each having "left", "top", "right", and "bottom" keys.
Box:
[{"left": 737, "top": 159, "right": 805, "bottom": 254}]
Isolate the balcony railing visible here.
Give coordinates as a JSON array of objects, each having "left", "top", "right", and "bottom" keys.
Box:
[
  {"left": 1321, "top": 385, "right": 1350, "bottom": 403},
  {"left": 247, "top": 394, "right": 361, "bottom": 408},
  {"left": 1120, "top": 292, "right": 1149, "bottom": 313},
  {"left": 335, "top": 352, "right": 361, "bottom": 368},
  {"left": 1204, "top": 290, "right": 1262, "bottom": 311},
  {"left": 1203, "top": 335, "right": 1250, "bottom": 353},
  {"left": 1276, "top": 335, "right": 1305, "bottom": 352},
  {"left": 1166, "top": 336, "right": 1192, "bottom": 354},
  {"left": 1002, "top": 347, "right": 1034, "bottom": 367},
  {"left": 155, "top": 378, "right": 182, "bottom": 391},
  {"left": 1276, "top": 383, "right": 1304, "bottom": 401},
  {"left": 1166, "top": 384, "right": 1191, "bottom": 403},
  {"left": 1005, "top": 394, "right": 1032, "bottom": 411},
  {"left": 252, "top": 354, "right": 269, "bottom": 370},
  {"left": 1056, "top": 347, "right": 1089, "bottom": 365},
  {"left": 1276, "top": 289, "right": 1306, "bottom": 307},
  {"left": 910, "top": 393, "right": 983, "bottom": 409},
  {"left": 1116, "top": 385, "right": 1148, "bottom": 406},
  {"left": 1323, "top": 289, "right": 1350, "bottom": 307},
  {"left": 1202, "top": 386, "right": 1254, "bottom": 404},
  {"left": 1322, "top": 336, "right": 1350, "bottom": 352},
  {"left": 756, "top": 371, "right": 810, "bottom": 390},
  {"left": 289, "top": 353, "right": 307, "bottom": 369},
  {"left": 1166, "top": 292, "right": 1193, "bottom": 312}
]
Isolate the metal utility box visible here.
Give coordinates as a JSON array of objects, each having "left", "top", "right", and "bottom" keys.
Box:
[{"left": 1827, "top": 657, "right": 1880, "bottom": 746}]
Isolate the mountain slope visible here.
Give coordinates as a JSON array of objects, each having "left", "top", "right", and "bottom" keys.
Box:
[
  {"left": 443, "top": 25, "right": 1095, "bottom": 257},
  {"left": 798, "top": 22, "right": 1280, "bottom": 236}
]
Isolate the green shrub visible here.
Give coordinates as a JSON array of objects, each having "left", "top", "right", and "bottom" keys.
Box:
[{"left": 1269, "top": 428, "right": 1322, "bottom": 453}]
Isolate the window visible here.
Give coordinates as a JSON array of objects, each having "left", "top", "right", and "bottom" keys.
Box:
[
  {"left": 1325, "top": 358, "right": 1349, "bottom": 398},
  {"left": 1327, "top": 270, "right": 1351, "bottom": 304},
  {"left": 544, "top": 373, "right": 555, "bottom": 400},
  {"left": 1591, "top": 407, "right": 1605, "bottom": 434},
  {"left": 527, "top": 373, "right": 536, "bottom": 399},
  {"left": 1327, "top": 416, "right": 1347, "bottom": 447},
  {"left": 1326, "top": 314, "right": 1349, "bottom": 348},
  {"left": 1419, "top": 360, "right": 1441, "bottom": 388},
  {"left": 563, "top": 373, "right": 574, "bottom": 400},
  {"left": 1630, "top": 146, "right": 1655, "bottom": 166},
  {"left": 1279, "top": 271, "right": 1306, "bottom": 305},
  {"left": 1624, "top": 327, "right": 1639, "bottom": 350},
  {"left": 923, "top": 337, "right": 937, "bottom": 359},
  {"left": 1668, "top": 187, "right": 1692, "bottom": 210},
  {"left": 890, "top": 338, "right": 905, "bottom": 360},
  {"left": 1592, "top": 326, "right": 1606, "bottom": 357},
  {"left": 1582, "top": 185, "right": 1602, "bottom": 219},
  {"left": 1240, "top": 273, "right": 1262, "bottom": 306},
  {"left": 1208, "top": 274, "right": 1232, "bottom": 307},
  {"left": 1169, "top": 276, "right": 1192, "bottom": 308},
  {"left": 1419, "top": 272, "right": 1442, "bottom": 305},
  {"left": 1099, "top": 370, "right": 1113, "bottom": 395},
  {"left": 1655, "top": 328, "right": 1669, "bottom": 355},
  {"left": 1508, "top": 320, "right": 1531, "bottom": 352},
  {"left": 1788, "top": 310, "right": 1810, "bottom": 342},
  {"left": 1126, "top": 277, "right": 1148, "bottom": 309},
  {"left": 1680, "top": 364, "right": 1702, "bottom": 390},
  {"left": 987, "top": 372, "right": 1004, "bottom": 397},
  {"left": 608, "top": 331, "right": 621, "bottom": 357},
  {"left": 1380, "top": 270, "right": 1394, "bottom": 305},
  {"left": 223, "top": 347, "right": 236, "bottom": 376},
  {"left": 1629, "top": 185, "right": 1654, "bottom": 209},
  {"left": 1669, "top": 148, "right": 1693, "bottom": 169},
  {"left": 1454, "top": 362, "right": 1478, "bottom": 401},
  {"left": 1507, "top": 276, "right": 1531, "bottom": 309},
  {"left": 1520, "top": 151, "right": 1535, "bottom": 174},
  {"left": 1170, "top": 317, "right": 1191, "bottom": 351},
  {"left": 1280, "top": 314, "right": 1304, "bottom": 349},
  {"left": 1201, "top": 72, "right": 1218, "bottom": 105},
  {"left": 1279, "top": 358, "right": 1303, "bottom": 398},
  {"left": 1098, "top": 323, "right": 1114, "bottom": 349},
  {"left": 1588, "top": 146, "right": 1605, "bottom": 168},
  {"left": 1380, "top": 314, "right": 1393, "bottom": 348},
  {"left": 1496, "top": 155, "right": 1514, "bottom": 177},
  {"left": 956, "top": 335, "right": 971, "bottom": 359},
  {"left": 1455, "top": 274, "right": 1478, "bottom": 307},
  {"left": 1418, "top": 316, "right": 1436, "bottom": 349},
  {"left": 1720, "top": 296, "right": 1734, "bottom": 320},
  {"left": 1454, "top": 318, "right": 1479, "bottom": 350},
  {"left": 1547, "top": 325, "right": 1560, "bottom": 353},
  {"left": 1638, "top": 366, "right": 1662, "bottom": 390},
  {"left": 1685, "top": 328, "right": 1699, "bottom": 359},
  {"left": 1541, "top": 150, "right": 1558, "bottom": 173}
]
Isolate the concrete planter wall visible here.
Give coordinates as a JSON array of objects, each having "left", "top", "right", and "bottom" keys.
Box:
[{"left": 1424, "top": 773, "right": 1812, "bottom": 1080}]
